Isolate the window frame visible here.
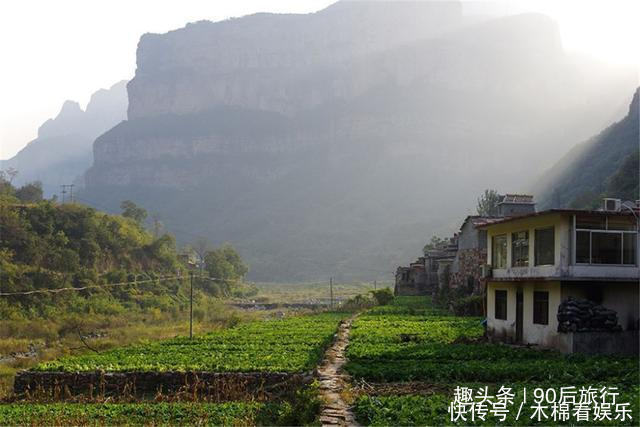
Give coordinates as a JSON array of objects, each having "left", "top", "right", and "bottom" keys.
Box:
[
  {"left": 494, "top": 289, "right": 507, "bottom": 320},
  {"left": 492, "top": 234, "right": 508, "bottom": 269},
  {"left": 573, "top": 214, "right": 637, "bottom": 266},
  {"left": 511, "top": 230, "right": 529, "bottom": 267},
  {"left": 533, "top": 291, "right": 549, "bottom": 325},
  {"left": 534, "top": 227, "right": 555, "bottom": 266}
]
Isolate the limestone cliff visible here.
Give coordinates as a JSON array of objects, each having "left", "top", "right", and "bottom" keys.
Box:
[
  {"left": 84, "top": 2, "right": 637, "bottom": 281},
  {"left": 127, "top": 1, "right": 464, "bottom": 119}
]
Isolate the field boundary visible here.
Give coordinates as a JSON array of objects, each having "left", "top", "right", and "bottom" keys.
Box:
[{"left": 13, "top": 370, "right": 313, "bottom": 401}]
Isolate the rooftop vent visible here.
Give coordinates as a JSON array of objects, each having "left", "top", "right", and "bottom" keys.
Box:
[{"left": 603, "top": 198, "right": 622, "bottom": 212}]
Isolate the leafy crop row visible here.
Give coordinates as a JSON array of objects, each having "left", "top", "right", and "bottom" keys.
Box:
[
  {"left": 0, "top": 401, "right": 314, "bottom": 426},
  {"left": 35, "top": 313, "right": 344, "bottom": 373},
  {"left": 353, "top": 390, "right": 640, "bottom": 426}
]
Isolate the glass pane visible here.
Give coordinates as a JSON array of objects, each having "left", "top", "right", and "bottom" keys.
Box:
[
  {"left": 576, "top": 231, "right": 590, "bottom": 263},
  {"left": 511, "top": 231, "right": 529, "bottom": 267},
  {"left": 576, "top": 215, "right": 606, "bottom": 230},
  {"left": 623, "top": 233, "right": 637, "bottom": 265},
  {"left": 533, "top": 291, "right": 549, "bottom": 325},
  {"left": 591, "top": 232, "right": 622, "bottom": 264},
  {"left": 492, "top": 235, "right": 507, "bottom": 269},
  {"left": 495, "top": 290, "right": 507, "bottom": 320},
  {"left": 535, "top": 227, "right": 555, "bottom": 265}
]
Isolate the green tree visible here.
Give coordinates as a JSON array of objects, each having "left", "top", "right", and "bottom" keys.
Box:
[
  {"left": 204, "top": 244, "right": 247, "bottom": 281},
  {"left": 15, "top": 181, "right": 43, "bottom": 203},
  {"left": 120, "top": 200, "right": 147, "bottom": 224},
  {"left": 423, "top": 236, "right": 445, "bottom": 255},
  {"left": 476, "top": 189, "right": 501, "bottom": 216}
]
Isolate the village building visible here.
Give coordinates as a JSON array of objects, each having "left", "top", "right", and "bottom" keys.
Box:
[
  {"left": 396, "top": 194, "right": 536, "bottom": 296},
  {"left": 394, "top": 258, "right": 428, "bottom": 296},
  {"left": 481, "top": 200, "right": 639, "bottom": 355},
  {"left": 394, "top": 237, "right": 458, "bottom": 296},
  {"left": 450, "top": 216, "right": 500, "bottom": 294}
]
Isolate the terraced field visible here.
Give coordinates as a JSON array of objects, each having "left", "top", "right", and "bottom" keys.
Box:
[
  {"left": 35, "top": 313, "right": 344, "bottom": 373},
  {"left": 347, "top": 297, "right": 640, "bottom": 426}
]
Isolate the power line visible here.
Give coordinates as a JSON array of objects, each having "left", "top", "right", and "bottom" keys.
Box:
[
  {"left": 0, "top": 274, "right": 242, "bottom": 297},
  {"left": 0, "top": 275, "right": 181, "bottom": 297}
]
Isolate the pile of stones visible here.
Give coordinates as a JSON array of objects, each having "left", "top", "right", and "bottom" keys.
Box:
[{"left": 557, "top": 297, "right": 621, "bottom": 332}]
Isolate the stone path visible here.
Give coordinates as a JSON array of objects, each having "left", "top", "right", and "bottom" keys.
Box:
[{"left": 317, "top": 317, "right": 359, "bottom": 426}]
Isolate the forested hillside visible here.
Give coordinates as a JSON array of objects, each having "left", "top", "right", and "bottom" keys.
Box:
[
  {"left": 0, "top": 176, "right": 248, "bottom": 321},
  {"left": 535, "top": 88, "right": 639, "bottom": 209}
]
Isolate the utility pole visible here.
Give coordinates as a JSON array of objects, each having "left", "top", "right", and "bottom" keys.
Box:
[
  {"left": 330, "top": 277, "right": 334, "bottom": 309},
  {"left": 60, "top": 184, "right": 74, "bottom": 203},
  {"left": 189, "top": 272, "right": 194, "bottom": 339},
  {"left": 374, "top": 280, "right": 377, "bottom": 291}
]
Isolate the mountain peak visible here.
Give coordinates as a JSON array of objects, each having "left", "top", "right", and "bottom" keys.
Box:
[{"left": 59, "top": 100, "right": 83, "bottom": 116}]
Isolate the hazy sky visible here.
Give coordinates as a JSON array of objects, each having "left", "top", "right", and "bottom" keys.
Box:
[{"left": 1, "top": 0, "right": 638, "bottom": 159}]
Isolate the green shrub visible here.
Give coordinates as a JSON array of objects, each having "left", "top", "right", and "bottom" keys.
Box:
[{"left": 370, "top": 288, "right": 394, "bottom": 305}]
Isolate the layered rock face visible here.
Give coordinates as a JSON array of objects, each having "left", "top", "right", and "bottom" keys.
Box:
[
  {"left": 127, "top": 1, "right": 464, "bottom": 119},
  {"left": 85, "top": 1, "right": 637, "bottom": 281},
  {"left": 2, "top": 81, "right": 127, "bottom": 196}
]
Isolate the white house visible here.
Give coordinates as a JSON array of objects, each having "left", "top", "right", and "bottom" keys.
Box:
[{"left": 480, "top": 203, "right": 639, "bottom": 354}]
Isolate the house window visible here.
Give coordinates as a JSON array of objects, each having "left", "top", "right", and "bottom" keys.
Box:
[
  {"left": 591, "top": 232, "right": 622, "bottom": 264},
  {"left": 511, "top": 231, "right": 529, "bottom": 267},
  {"left": 492, "top": 235, "right": 507, "bottom": 269},
  {"left": 534, "top": 227, "right": 555, "bottom": 266},
  {"left": 576, "top": 231, "right": 590, "bottom": 263},
  {"left": 533, "top": 291, "right": 549, "bottom": 325},
  {"left": 575, "top": 215, "right": 637, "bottom": 265},
  {"left": 495, "top": 290, "right": 507, "bottom": 320}
]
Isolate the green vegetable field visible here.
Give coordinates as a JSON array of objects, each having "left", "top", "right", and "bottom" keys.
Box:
[
  {"left": 35, "top": 313, "right": 344, "bottom": 373},
  {"left": 348, "top": 297, "right": 640, "bottom": 426},
  {"left": 353, "top": 390, "right": 640, "bottom": 426},
  {"left": 0, "top": 401, "right": 314, "bottom": 426}
]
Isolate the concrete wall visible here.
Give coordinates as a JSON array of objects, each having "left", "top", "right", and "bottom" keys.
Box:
[
  {"left": 486, "top": 281, "right": 518, "bottom": 342},
  {"left": 487, "top": 213, "right": 571, "bottom": 279},
  {"left": 561, "top": 281, "right": 639, "bottom": 331},
  {"left": 557, "top": 331, "right": 639, "bottom": 355},
  {"left": 490, "top": 280, "right": 639, "bottom": 352},
  {"left": 486, "top": 213, "right": 639, "bottom": 281},
  {"left": 487, "top": 280, "right": 561, "bottom": 348}
]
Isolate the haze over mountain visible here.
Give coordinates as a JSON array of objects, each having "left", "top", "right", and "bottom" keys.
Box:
[
  {"left": 1, "top": 81, "right": 127, "bottom": 197},
  {"left": 534, "top": 87, "right": 639, "bottom": 210},
  {"left": 82, "top": 1, "right": 637, "bottom": 281}
]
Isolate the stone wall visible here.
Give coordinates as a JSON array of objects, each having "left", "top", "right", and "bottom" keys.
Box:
[
  {"left": 450, "top": 248, "right": 487, "bottom": 294},
  {"left": 14, "top": 371, "right": 312, "bottom": 401}
]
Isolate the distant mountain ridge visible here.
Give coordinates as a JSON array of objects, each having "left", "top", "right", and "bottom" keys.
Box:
[
  {"left": 1, "top": 81, "right": 128, "bottom": 197},
  {"left": 82, "top": 1, "right": 638, "bottom": 281},
  {"left": 534, "top": 88, "right": 640, "bottom": 209}
]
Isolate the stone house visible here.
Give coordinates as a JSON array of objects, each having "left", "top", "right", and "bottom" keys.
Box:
[
  {"left": 480, "top": 204, "right": 639, "bottom": 354},
  {"left": 395, "top": 237, "right": 458, "bottom": 296},
  {"left": 395, "top": 258, "right": 428, "bottom": 296},
  {"left": 450, "top": 216, "right": 500, "bottom": 294}
]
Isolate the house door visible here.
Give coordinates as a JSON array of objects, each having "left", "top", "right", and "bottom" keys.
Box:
[{"left": 516, "top": 291, "right": 523, "bottom": 343}]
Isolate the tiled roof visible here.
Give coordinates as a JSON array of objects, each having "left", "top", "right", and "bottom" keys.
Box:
[{"left": 500, "top": 194, "right": 534, "bottom": 204}]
